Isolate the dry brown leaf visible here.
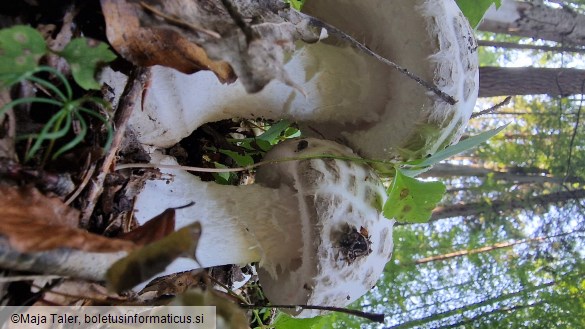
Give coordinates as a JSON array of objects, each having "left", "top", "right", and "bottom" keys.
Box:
[
  {"left": 106, "top": 222, "right": 202, "bottom": 292},
  {"left": 118, "top": 207, "right": 176, "bottom": 246},
  {"left": 33, "top": 279, "right": 126, "bottom": 306},
  {"left": 0, "top": 186, "right": 136, "bottom": 253},
  {"left": 100, "top": 0, "right": 320, "bottom": 92},
  {"left": 101, "top": 0, "right": 235, "bottom": 83},
  {"left": 139, "top": 271, "right": 201, "bottom": 297}
]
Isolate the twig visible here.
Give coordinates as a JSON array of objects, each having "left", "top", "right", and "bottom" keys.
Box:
[
  {"left": 303, "top": 14, "right": 457, "bottom": 105},
  {"left": 115, "top": 153, "right": 391, "bottom": 173},
  {"left": 220, "top": 0, "right": 256, "bottom": 43},
  {"left": 139, "top": 2, "right": 221, "bottom": 39},
  {"left": 65, "top": 158, "right": 96, "bottom": 205},
  {"left": 80, "top": 67, "right": 151, "bottom": 226},
  {"left": 562, "top": 79, "right": 584, "bottom": 185},
  {"left": 239, "top": 303, "right": 385, "bottom": 323},
  {"left": 0, "top": 275, "right": 67, "bottom": 283},
  {"left": 471, "top": 96, "right": 512, "bottom": 119}
]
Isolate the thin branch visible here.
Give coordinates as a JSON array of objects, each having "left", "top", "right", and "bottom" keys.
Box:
[
  {"left": 413, "top": 229, "right": 584, "bottom": 265},
  {"left": 303, "top": 15, "right": 456, "bottom": 105},
  {"left": 239, "top": 303, "right": 385, "bottom": 323},
  {"left": 471, "top": 96, "right": 512, "bottom": 118},
  {"left": 562, "top": 79, "right": 584, "bottom": 185},
  {"left": 219, "top": 0, "right": 256, "bottom": 43},
  {"left": 80, "top": 67, "right": 151, "bottom": 226}
]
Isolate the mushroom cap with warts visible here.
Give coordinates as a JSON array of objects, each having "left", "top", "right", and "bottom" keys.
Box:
[
  {"left": 255, "top": 138, "right": 394, "bottom": 317},
  {"left": 107, "top": 0, "right": 478, "bottom": 162}
]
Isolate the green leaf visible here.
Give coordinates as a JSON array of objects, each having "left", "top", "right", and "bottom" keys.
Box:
[
  {"left": 283, "top": 0, "right": 306, "bottom": 11},
  {"left": 106, "top": 221, "right": 201, "bottom": 292},
  {"left": 383, "top": 169, "right": 446, "bottom": 223},
  {"left": 258, "top": 119, "right": 292, "bottom": 144},
  {"left": 212, "top": 162, "right": 234, "bottom": 185},
  {"left": 273, "top": 313, "right": 330, "bottom": 329},
  {"left": 58, "top": 38, "right": 116, "bottom": 90},
  {"left": 455, "top": 0, "right": 501, "bottom": 28},
  {"left": 0, "top": 25, "right": 47, "bottom": 85},
  {"left": 402, "top": 124, "right": 508, "bottom": 176},
  {"left": 218, "top": 149, "right": 255, "bottom": 167}
]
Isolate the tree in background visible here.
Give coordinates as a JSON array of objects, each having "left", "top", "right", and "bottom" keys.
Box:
[{"left": 327, "top": 1, "right": 585, "bottom": 328}]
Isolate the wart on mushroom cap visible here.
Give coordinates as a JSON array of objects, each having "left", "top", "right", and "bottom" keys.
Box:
[
  {"left": 133, "top": 138, "right": 394, "bottom": 317},
  {"left": 104, "top": 0, "right": 478, "bottom": 162}
]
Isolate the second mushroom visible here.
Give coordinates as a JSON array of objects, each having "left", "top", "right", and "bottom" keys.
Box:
[{"left": 135, "top": 138, "right": 394, "bottom": 317}]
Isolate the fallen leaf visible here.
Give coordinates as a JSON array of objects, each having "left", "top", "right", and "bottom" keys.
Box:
[
  {"left": 101, "top": 0, "right": 235, "bottom": 83},
  {"left": 100, "top": 0, "right": 321, "bottom": 92},
  {"left": 118, "top": 207, "right": 176, "bottom": 246},
  {"left": 34, "top": 279, "right": 125, "bottom": 306},
  {"left": 139, "top": 271, "right": 202, "bottom": 297},
  {"left": 106, "top": 222, "right": 202, "bottom": 292},
  {"left": 0, "top": 186, "right": 136, "bottom": 253},
  {"left": 172, "top": 289, "right": 250, "bottom": 329}
]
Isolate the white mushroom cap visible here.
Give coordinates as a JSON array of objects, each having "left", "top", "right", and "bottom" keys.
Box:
[
  {"left": 254, "top": 138, "right": 395, "bottom": 317},
  {"left": 106, "top": 0, "right": 478, "bottom": 161},
  {"left": 300, "top": 0, "right": 479, "bottom": 159}
]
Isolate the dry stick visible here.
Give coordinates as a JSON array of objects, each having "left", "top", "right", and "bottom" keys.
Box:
[
  {"left": 470, "top": 96, "right": 512, "bottom": 119},
  {"left": 65, "top": 160, "right": 96, "bottom": 205},
  {"left": 302, "top": 14, "right": 457, "bottom": 105},
  {"left": 115, "top": 153, "right": 392, "bottom": 174},
  {"left": 239, "top": 304, "right": 385, "bottom": 324},
  {"left": 562, "top": 79, "right": 585, "bottom": 185},
  {"left": 80, "top": 68, "right": 151, "bottom": 226},
  {"left": 220, "top": 0, "right": 256, "bottom": 44}
]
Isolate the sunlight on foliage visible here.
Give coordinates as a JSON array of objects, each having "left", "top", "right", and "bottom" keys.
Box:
[
  {"left": 384, "top": 170, "right": 446, "bottom": 223},
  {"left": 456, "top": 0, "right": 501, "bottom": 28},
  {"left": 283, "top": 0, "right": 305, "bottom": 11}
]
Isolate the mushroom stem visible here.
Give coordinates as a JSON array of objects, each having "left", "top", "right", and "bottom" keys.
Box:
[
  {"left": 133, "top": 139, "right": 395, "bottom": 317},
  {"left": 134, "top": 151, "right": 303, "bottom": 276}
]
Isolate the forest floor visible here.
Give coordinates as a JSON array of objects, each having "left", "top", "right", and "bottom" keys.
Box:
[{"left": 0, "top": 2, "right": 276, "bottom": 327}]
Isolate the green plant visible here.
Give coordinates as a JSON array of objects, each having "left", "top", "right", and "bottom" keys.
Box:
[
  {"left": 0, "top": 25, "right": 116, "bottom": 162},
  {"left": 283, "top": 0, "right": 306, "bottom": 11},
  {"left": 209, "top": 119, "right": 300, "bottom": 184}
]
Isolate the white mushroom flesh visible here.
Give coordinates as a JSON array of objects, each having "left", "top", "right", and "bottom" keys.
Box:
[{"left": 134, "top": 150, "right": 303, "bottom": 273}]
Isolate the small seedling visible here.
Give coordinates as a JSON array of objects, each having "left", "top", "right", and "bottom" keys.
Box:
[{"left": 0, "top": 25, "right": 116, "bottom": 162}]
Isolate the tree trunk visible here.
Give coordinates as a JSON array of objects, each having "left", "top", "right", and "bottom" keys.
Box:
[
  {"left": 421, "top": 163, "right": 583, "bottom": 185},
  {"left": 478, "top": 40, "right": 585, "bottom": 54},
  {"left": 479, "top": 0, "right": 585, "bottom": 46},
  {"left": 479, "top": 66, "right": 585, "bottom": 97},
  {"left": 430, "top": 189, "right": 585, "bottom": 221}
]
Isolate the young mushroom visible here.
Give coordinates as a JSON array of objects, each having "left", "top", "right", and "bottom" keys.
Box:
[
  {"left": 133, "top": 138, "right": 395, "bottom": 317},
  {"left": 103, "top": 0, "right": 478, "bottom": 161}
]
